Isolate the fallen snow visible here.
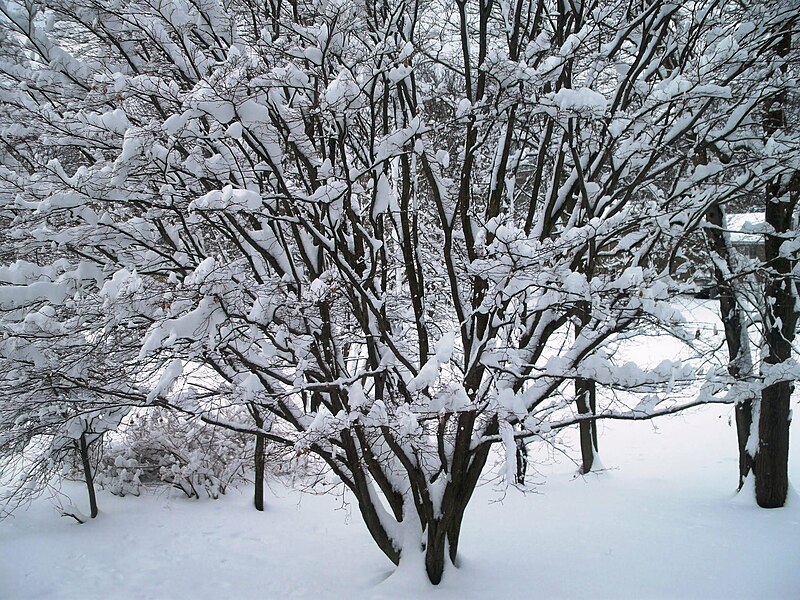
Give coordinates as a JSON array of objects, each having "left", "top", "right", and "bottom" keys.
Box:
[{"left": 2, "top": 401, "right": 797, "bottom": 599}]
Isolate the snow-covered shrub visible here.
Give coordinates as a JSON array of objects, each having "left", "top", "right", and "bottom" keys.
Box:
[
  {"left": 94, "top": 408, "right": 253, "bottom": 499},
  {"left": 92, "top": 407, "right": 319, "bottom": 499}
]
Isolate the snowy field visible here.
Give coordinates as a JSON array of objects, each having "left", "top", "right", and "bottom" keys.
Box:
[{"left": 2, "top": 300, "right": 799, "bottom": 599}]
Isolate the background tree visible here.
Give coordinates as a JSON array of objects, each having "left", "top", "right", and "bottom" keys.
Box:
[
  {"left": 755, "top": 18, "right": 799, "bottom": 509},
  {"left": 701, "top": 200, "right": 756, "bottom": 490},
  {"left": 691, "top": 3, "right": 800, "bottom": 503}
]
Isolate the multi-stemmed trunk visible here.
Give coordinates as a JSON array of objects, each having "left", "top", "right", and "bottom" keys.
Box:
[
  {"left": 417, "top": 468, "right": 484, "bottom": 583},
  {"left": 341, "top": 413, "right": 493, "bottom": 585}
]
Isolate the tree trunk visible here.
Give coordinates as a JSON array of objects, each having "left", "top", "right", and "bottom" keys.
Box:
[
  {"left": 424, "top": 487, "right": 475, "bottom": 583},
  {"left": 575, "top": 299, "right": 598, "bottom": 473},
  {"left": 756, "top": 381, "right": 791, "bottom": 507},
  {"left": 254, "top": 432, "right": 265, "bottom": 511},
  {"left": 756, "top": 182, "right": 796, "bottom": 508},
  {"left": 425, "top": 521, "right": 449, "bottom": 585},
  {"left": 703, "top": 200, "right": 754, "bottom": 489},
  {"left": 755, "top": 24, "right": 795, "bottom": 509},
  {"left": 515, "top": 436, "right": 527, "bottom": 484},
  {"left": 735, "top": 399, "right": 754, "bottom": 489},
  {"left": 446, "top": 435, "right": 492, "bottom": 566},
  {"left": 252, "top": 405, "right": 266, "bottom": 511},
  {"left": 576, "top": 378, "right": 598, "bottom": 474},
  {"left": 78, "top": 433, "right": 98, "bottom": 519}
]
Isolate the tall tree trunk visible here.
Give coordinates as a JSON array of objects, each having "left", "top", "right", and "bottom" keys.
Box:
[
  {"left": 756, "top": 380, "right": 791, "bottom": 507},
  {"left": 757, "top": 180, "right": 796, "bottom": 508},
  {"left": 703, "top": 201, "right": 754, "bottom": 489},
  {"left": 252, "top": 405, "right": 266, "bottom": 511},
  {"left": 575, "top": 299, "right": 598, "bottom": 473},
  {"left": 576, "top": 378, "right": 598, "bottom": 474},
  {"left": 78, "top": 433, "right": 98, "bottom": 519},
  {"left": 254, "top": 432, "right": 265, "bottom": 511},
  {"left": 755, "top": 24, "right": 795, "bottom": 509}
]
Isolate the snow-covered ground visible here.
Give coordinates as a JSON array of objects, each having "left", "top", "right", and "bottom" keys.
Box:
[{"left": 2, "top": 300, "right": 799, "bottom": 599}]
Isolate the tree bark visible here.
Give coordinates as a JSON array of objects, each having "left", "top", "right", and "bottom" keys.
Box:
[
  {"left": 515, "top": 437, "right": 528, "bottom": 484},
  {"left": 254, "top": 432, "right": 265, "bottom": 511},
  {"left": 756, "top": 380, "right": 791, "bottom": 507},
  {"left": 575, "top": 299, "right": 598, "bottom": 473},
  {"left": 576, "top": 378, "right": 598, "bottom": 474},
  {"left": 425, "top": 521, "right": 449, "bottom": 585},
  {"left": 755, "top": 24, "right": 795, "bottom": 509},
  {"left": 251, "top": 404, "right": 266, "bottom": 511},
  {"left": 78, "top": 433, "right": 98, "bottom": 519},
  {"left": 703, "top": 201, "right": 754, "bottom": 489},
  {"left": 756, "top": 181, "right": 796, "bottom": 508}
]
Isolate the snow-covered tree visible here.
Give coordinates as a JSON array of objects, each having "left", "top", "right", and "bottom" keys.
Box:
[
  {"left": 0, "top": 337, "right": 131, "bottom": 521},
  {"left": 750, "top": 16, "right": 799, "bottom": 509},
  {"left": 1, "top": 0, "right": 797, "bottom": 582},
  {"left": 692, "top": 3, "right": 800, "bottom": 505}
]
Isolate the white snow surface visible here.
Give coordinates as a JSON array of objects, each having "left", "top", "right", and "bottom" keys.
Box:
[
  {"left": 1, "top": 300, "right": 799, "bottom": 599},
  {"left": 2, "top": 406, "right": 798, "bottom": 599}
]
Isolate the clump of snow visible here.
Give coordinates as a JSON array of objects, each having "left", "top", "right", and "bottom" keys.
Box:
[
  {"left": 406, "top": 331, "right": 457, "bottom": 392},
  {"left": 455, "top": 99, "right": 472, "bottom": 119},
  {"left": 189, "top": 185, "right": 262, "bottom": 212},
  {"left": 551, "top": 87, "right": 607, "bottom": 117},
  {"left": 146, "top": 359, "right": 183, "bottom": 403}
]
